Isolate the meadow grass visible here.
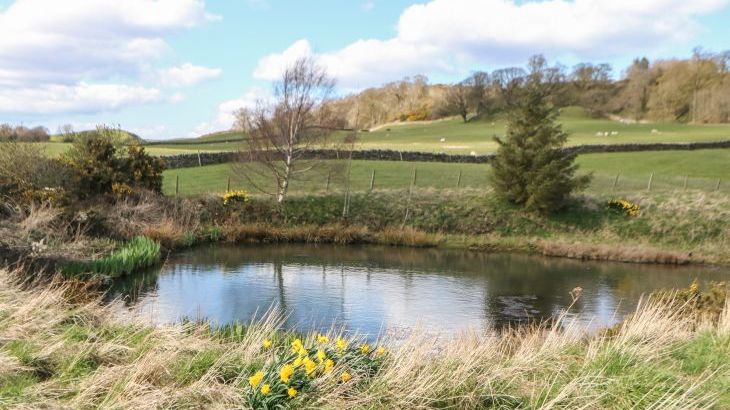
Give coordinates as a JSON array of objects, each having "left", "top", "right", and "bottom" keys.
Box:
[
  {"left": 29, "top": 108, "right": 730, "bottom": 156},
  {"left": 357, "top": 107, "right": 730, "bottom": 154},
  {"left": 0, "top": 268, "right": 727, "bottom": 409},
  {"left": 161, "top": 149, "right": 730, "bottom": 197},
  {"left": 60, "top": 236, "right": 161, "bottom": 278}
]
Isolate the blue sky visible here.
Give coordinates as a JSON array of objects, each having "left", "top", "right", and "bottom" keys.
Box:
[{"left": 0, "top": 0, "right": 729, "bottom": 140}]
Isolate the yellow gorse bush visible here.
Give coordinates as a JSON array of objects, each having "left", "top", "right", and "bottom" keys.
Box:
[
  {"left": 607, "top": 198, "right": 641, "bottom": 217},
  {"left": 221, "top": 189, "right": 249, "bottom": 206}
]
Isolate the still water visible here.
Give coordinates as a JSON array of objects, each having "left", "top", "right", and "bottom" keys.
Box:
[{"left": 111, "top": 244, "right": 729, "bottom": 336}]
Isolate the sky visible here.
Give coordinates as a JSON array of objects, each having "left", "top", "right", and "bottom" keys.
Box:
[{"left": 0, "top": 0, "right": 729, "bottom": 140}]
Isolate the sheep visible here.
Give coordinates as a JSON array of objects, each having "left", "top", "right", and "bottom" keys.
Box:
[{"left": 440, "top": 138, "right": 446, "bottom": 142}]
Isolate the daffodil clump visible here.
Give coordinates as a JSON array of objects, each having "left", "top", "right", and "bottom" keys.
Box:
[
  {"left": 607, "top": 198, "right": 640, "bottom": 217},
  {"left": 221, "top": 189, "right": 249, "bottom": 206},
  {"left": 245, "top": 334, "right": 387, "bottom": 408}
]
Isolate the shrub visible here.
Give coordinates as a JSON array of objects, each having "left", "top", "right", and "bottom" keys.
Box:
[
  {"left": 0, "top": 142, "right": 71, "bottom": 205},
  {"left": 607, "top": 199, "right": 641, "bottom": 217},
  {"left": 222, "top": 190, "right": 249, "bottom": 206},
  {"left": 122, "top": 144, "right": 165, "bottom": 192},
  {"left": 63, "top": 127, "right": 165, "bottom": 199}
]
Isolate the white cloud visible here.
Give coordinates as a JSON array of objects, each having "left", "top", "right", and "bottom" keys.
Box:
[
  {"left": 192, "top": 87, "right": 271, "bottom": 137},
  {"left": 254, "top": 0, "right": 730, "bottom": 88},
  {"left": 0, "top": 82, "right": 161, "bottom": 114},
  {"left": 159, "top": 63, "right": 222, "bottom": 87},
  {"left": 0, "top": 0, "right": 218, "bottom": 114}
]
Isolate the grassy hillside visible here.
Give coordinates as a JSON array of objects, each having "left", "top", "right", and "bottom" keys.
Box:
[
  {"left": 161, "top": 149, "right": 730, "bottom": 196},
  {"left": 358, "top": 107, "right": 730, "bottom": 154}
]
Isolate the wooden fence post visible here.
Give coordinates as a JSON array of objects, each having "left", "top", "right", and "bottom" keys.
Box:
[
  {"left": 716, "top": 179, "right": 721, "bottom": 191},
  {"left": 647, "top": 172, "right": 654, "bottom": 191},
  {"left": 369, "top": 170, "right": 375, "bottom": 191},
  {"left": 197, "top": 151, "right": 202, "bottom": 167},
  {"left": 457, "top": 169, "right": 462, "bottom": 188},
  {"left": 683, "top": 175, "right": 688, "bottom": 190},
  {"left": 326, "top": 171, "right": 331, "bottom": 192},
  {"left": 175, "top": 175, "right": 179, "bottom": 197},
  {"left": 612, "top": 173, "right": 620, "bottom": 190},
  {"left": 226, "top": 176, "right": 231, "bottom": 192}
]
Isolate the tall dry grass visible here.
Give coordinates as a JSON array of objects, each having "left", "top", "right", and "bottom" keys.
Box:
[{"left": 1, "top": 269, "right": 728, "bottom": 409}]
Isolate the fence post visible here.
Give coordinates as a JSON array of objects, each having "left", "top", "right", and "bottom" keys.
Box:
[
  {"left": 683, "top": 175, "right": 688, "bottom": 190},
  {"left": 197, "top": 151, "right": 202, "bottom": 167},
  {"left": 457, "top": 169, "right": 462, "bottom": 188},
  {"left": 369, "top": 169, "right": 375, "bottom": 191},
  {"left": 716, "top": 179, "right": 721, "bottom": 191},
  {"left": 612, "top": 173, "right": 620, "bottom": 191},
  {"left": 411, "top": 167, "right": 418, "bottom": 190},
  {"left": 647, "top": 172, "right": 654, "bottom": 191},
  {"left": 175, "top": 175, "right": 179, "bottom": 197},
  {"left": 226, "top": 176, "right": 231, "bottom": 192},
  {"left": 326, "top": 171, "right": 331, "bottom": 192}
]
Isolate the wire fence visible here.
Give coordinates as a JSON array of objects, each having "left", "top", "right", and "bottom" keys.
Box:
[{"left": 164, "top": 165, "right": 729, "bottom": 197}]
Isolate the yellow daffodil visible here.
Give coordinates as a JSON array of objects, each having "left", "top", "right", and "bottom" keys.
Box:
[
  {"left": 375, "top": 346, "right": 386, "bottom": 356},
  {"left": 291, "top": 338, "right": 304, "bottom": 354},
  {"left": 280, "top": 364, "right": 295, "bottom": 383},
  {"left": 340, "top": 371, "right": 352, "bottom": 383},
  {"left": 261, "top": 384, "right": 271, "bottom": 395},
  {"left": 324, "top": 359, "right": 334, "bottom": 373},
  {"left": 317, "top": 334, "right": 329, "bottom": 343},
  {"left": 303, "top": 357, "right": 317, "bottom": 376},
  {"left": 360, "top": 344, "right": 370, "bottom": 354},
  {"left": 287, "top": 387, "right": 298, "bottom": 398},
  {"left": 262, "top": 339, "right": 272, "bottom": 349},
  {"left": 316, "top": 349, "right": 326, "bottom": 362},
  {"left": 336, "top": 337, "right": 347, "bottom": 351},
  {"left": 248, "top": 371, "right": 264, "bottom": 387},
  {"left": 293, "top": 356, "right": 303, "bottom": 368}
]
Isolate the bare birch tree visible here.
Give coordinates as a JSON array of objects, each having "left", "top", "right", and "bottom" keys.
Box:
[{"left": 235, "top": 58, "right": 338, "bottom": 203}]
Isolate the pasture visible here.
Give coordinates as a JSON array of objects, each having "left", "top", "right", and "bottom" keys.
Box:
[{"left": 161, "top": 149, "right": 730, "bottom": 196}]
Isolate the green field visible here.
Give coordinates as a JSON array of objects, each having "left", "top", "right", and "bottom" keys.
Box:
[
  {"left": 162, "top": 149, "right": 730, "bottom": 196},
  {"left": 30, "top": 108, "right": 730, "bottom": 157},
  {"left": 358, "top": 107, "right": 730, "bottom": 154},
  {"left": 35, "top": 142, "right": 233, "bottom": 157}
]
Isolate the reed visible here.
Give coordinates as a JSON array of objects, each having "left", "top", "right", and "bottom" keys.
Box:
[{"left": 61, "top": 236, "right": 161, "bottom": 277}]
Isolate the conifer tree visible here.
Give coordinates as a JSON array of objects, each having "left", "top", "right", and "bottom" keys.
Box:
[{"left": 492, "top": 57, "right": 591, "bottom": 214}]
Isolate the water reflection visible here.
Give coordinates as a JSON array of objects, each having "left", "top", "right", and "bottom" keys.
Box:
[{"left": 110, "top": 244, "right": 729, "bottom": 335}]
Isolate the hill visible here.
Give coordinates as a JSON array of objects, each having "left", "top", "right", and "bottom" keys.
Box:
[{"left": 50, "top": 129, "right": 143, "bottom": 144}]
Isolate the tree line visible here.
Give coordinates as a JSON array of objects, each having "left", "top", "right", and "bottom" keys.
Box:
[
  {"left": 320, "top": 48, "right": 730, "bottom": 127},
  {"left": 0, "top": 124, "right": 50, "bottom": 142}
]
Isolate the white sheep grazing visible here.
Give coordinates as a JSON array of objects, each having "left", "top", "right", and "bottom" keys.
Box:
[
  {"left": 595, "top": 132, "right": 603, "bottom": 137},
  {"left": 440, "top": 138, "right": 446, "bottom": 142},
  {"left": 470, "top": 151, "right": 477, "bottom": 156},
  {"left": 651, "top": 129, "right": 659, "bottom": 134},
  {"left": 611, "top": 131, "right": 619, "bottom": 136}
]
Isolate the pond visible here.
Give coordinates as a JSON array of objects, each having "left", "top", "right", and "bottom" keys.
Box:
[{"left": 110, "top": 244, "right": 729, "bottom": 337}]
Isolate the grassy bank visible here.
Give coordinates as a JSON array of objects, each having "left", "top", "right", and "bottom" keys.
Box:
[
  {"left": 0, "top": 269, "right": 728, "bottom": 409},
  {"left": 3, "top": 187, "right": 728, "bottom": 271}
]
